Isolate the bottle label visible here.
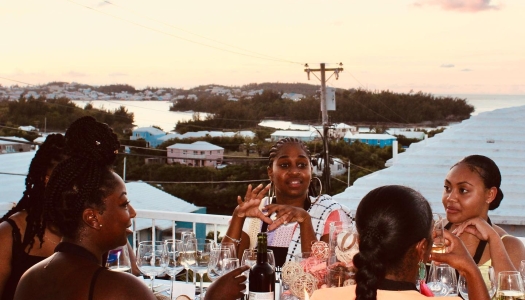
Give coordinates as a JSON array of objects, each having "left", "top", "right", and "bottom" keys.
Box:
[{"left": 249, "top": 292, "right": 274, "bottom": 300}]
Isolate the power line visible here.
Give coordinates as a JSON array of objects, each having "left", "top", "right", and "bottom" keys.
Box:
[{"left": 64, "top": 0, "right": 303, "bottom": 65}]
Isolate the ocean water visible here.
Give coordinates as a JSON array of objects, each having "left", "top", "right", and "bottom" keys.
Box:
[{"left": 74, "top": 94, "right": 525, "bottom": 130}]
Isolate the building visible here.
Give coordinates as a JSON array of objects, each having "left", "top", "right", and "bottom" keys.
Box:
[
  {"left": 166, "top": 141, "right": 224, "bottom": 167},
  {"left": 333, "top": 105, "right": 525, "bottom": 236},
  {"left": 130, "top": 127, "right": 166, "bottom": 148},
  {"left": 0, "top": 137, "right": 32, "bottom": 154},
  {"left": 270, "top": 130, "right": 320, "bottom": 142},
  {"left": 386, "top": 129, "right": 426, "bottom": 140},
  {"left": 331, "top": 123, "right": 357, "bottom": 139},
  {"left": 313, "top": 157, "right": 347, "bottom": 177},
  {"left": 343, "top": 133, "right": 396, "bottom": 148}
]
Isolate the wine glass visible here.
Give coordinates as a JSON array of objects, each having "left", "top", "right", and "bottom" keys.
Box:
[
  {"left": 458, "top": 265, "right": 496, "bottom": 299},
  {"left": 223, "top": 258, "right": 239, "bottom": 274},
  {"left": 219, "top": 242, "right": 237, "bottom": 258},
  {"left": 136, "top": 241, "right": 168, "bottom": 292},
  {"left": 106, "top": 245, "right": 132, "bottom": 273},
  {"left": 426, "top": 262, "right": 457, "bottom": 296},
  {"left": 181, "top": 232, "right": 196, "bottom": 283},
  {"left": 208, "top": 248, "right": 232, "bottom": 282},
  {"left": 184, "top": 238, "right": 212, "bottom": 299},
  {"left": 519, "top": 260, "right": 525, "bottom": 282},
  {"left": 165, "top": 239, "right": 185, "bottom": 291},
  {"left": 496, "top": 271, "right": 524, "bottom": 299},
  {"left": 432, "top": 213, "right": 445, "bottom": 254}
]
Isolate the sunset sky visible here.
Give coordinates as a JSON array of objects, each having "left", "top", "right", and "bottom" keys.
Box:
[{"left": 1, "top": 0, "right": 524, "bottom": 95}]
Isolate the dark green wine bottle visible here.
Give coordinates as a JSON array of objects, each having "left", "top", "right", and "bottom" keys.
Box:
[{"left": 249, "top": 232, "right": 275, "bottom": 300}]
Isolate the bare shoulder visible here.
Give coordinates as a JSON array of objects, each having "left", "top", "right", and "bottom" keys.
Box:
[{"left": 95, "top": 271, "right": 156, "bottom": 300}]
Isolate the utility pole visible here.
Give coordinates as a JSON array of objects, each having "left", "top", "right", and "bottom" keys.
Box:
[{"left": 305, "top": 63, "right": 343, "bottom": 194}]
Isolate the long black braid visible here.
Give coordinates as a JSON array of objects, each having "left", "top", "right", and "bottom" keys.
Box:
[
  {"left": 42, "top": 116, "right": 121, "bottom": 239},
  {"left": 267, "top": 137, "right": 319, "bottom": 199},
  {"left": 0, "top": 134, "right": 66, "bottom": 252}
]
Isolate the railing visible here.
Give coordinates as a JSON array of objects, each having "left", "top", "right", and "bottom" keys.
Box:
[{"left": 133, "top": 209, "right": 232, "bottom": 251}]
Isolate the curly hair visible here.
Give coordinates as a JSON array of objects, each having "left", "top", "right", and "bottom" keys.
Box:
[
  {"left": 353, "top": 185, "right": 432, "bottom": 300},
  {"left": 267, "top": 137, "right": 318, "bottom": 198},
  {"left": 43, "top": 116, "right": 121, "bottom": 239},
  {"left": 0, "top": 134, "right": 66, "bottom": 251},
  {"left": 452, "top": 155, "right": 503, "bottom": 210}
]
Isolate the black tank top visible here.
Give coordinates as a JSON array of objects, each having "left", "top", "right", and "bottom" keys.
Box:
[{"left": 1, "top": 219, "right": 46, "bottom": 300}]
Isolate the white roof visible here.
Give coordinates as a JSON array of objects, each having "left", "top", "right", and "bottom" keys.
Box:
[
  {"left": 166, "top": 141, "right": 224, "bottom": 151},
  {"left": 333, "top": 105, "right": 525, "bottom": 225},
  {"left": 347, "top": 133, "right": 396, "bottom": 140},
  {"left": 133, "top": 127, "right": 166, "bottom": 136},
  {"left": 236, "top": 131, "right": 256, "bottom": 138},
  {"left": 271, "top": 130, "right": 320, "bottom": 138},
  {"left": 335, "top": 123, "right": 356, "bottom": 130},
  {"left": 0, "top": 136, "right": 30, "bottom": 145},
  {"left": 158, "top": 133, "right": 183, "bottom": 141},
  {"left": 126, "top": 181, "right": 199, "bottom": 231},
  {"left": 386, "top": 129, "right": 426, "bottom": 139}
]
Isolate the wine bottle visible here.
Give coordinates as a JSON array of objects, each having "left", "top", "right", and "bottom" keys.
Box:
[{"left": 249, "top": 232, "right": 275, "bottom": 300}]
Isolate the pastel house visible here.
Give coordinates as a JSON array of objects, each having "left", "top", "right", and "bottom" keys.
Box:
[
  {"left": 130, "top": 127, "right": 166, "bottom": 147},
  {"left": 344, "top": 133, "right": 397, "bottom": 148},
  {"left": 166, "top": 141, "right": 224, "bottom": 167}
]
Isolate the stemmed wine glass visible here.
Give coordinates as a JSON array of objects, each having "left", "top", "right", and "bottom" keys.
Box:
[
  {"left": 183, "top": 238, "right": 213, "bottom": 299},
  {"left": 165, "top": 239, "right": 185, "bottom": 295},
  {"left": 458, "top": 265, "right": 496, "bottom": 299},
  {"left": 106, "top": 245, "right": 132, "bottom": 273},
  {"left": 181, "top": 231, "right": 196, "bottom": 283},
  {"left": 219, "top": 242, "right": 237, "bottom": 259},
  {"left": 426, "top": 262, "right": 457, "bottom": 296},
  {"left": 136, "top": 241, "right": 168, "bottom": 292},
  {"left": 207, "top": 248, "right": 232, "bottom": 282},
  {"left": 519, "top": 260, "right": 525, "bottom": 282},
  {"left": 496, "top": 270, "right": 524, "bottom": 299}
]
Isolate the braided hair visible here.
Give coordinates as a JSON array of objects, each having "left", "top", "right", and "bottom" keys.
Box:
[
  {"left": 43, "top": 116, "right": 121, "bottom": 239},
  {"left": 267, "top": 137, "right": 318, "bottom": 198},
  {"left": 452, "top": 155, "right": 504, "bottom": 210},
  {"left": 353, "top": 185, "right": 432, "bottom": 300},
  {"left": 0, "top": 134, "right": 66, "bottom": 251}
]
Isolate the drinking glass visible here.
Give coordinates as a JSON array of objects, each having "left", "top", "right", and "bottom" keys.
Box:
[
  {"left": 136, "top": 241, "right": 168, "bottom": 292},
  {"left": 426, "top": 262, "right": 457, "bottom": 296},
  {"left": 219, "top": 242, "right": 237, "bottom": 258},
  {"left": 496, "top": 271, "right": 524, "bottom": 299},
  {"left": 432, "top": 213, "right": 445, "bottom": 254},
  {"left": 459, "top": 266, "right": 496, "bottom": 299},
  {"left": 184, "top": 239, "right": 212, "bottom": 299},
  {"left": 106, "top": 245, "right": 132, "bottom": 273},
  {"left": 223, "top": 258, "right": 240, "bottom": 274},
  {"left": 208, "top": 248, "right": 232, "bottom": 282},
  {"left": 519, "top": 260, "right": 525, "bottom": 282},
  {"left": 181, "top": 231, "right": 196, "bottom": 283},
  {"left": 165, "top": 240, "right": 185, "bottom": 283}
]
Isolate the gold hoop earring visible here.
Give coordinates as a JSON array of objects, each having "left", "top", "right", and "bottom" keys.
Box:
[{"left": 311, "top": 177, "right": 322, "bottom": 197}]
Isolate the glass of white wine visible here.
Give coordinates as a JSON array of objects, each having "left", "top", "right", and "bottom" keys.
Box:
[
  {"left": 432, "top": 213, "right": 445, "bottom": 254},
  {"left": 496, "top": 271, "right": 524, "bottom": 300},
  {"left": 106, "top": 245, "right": 132, "bottom": 273},
  {"left": 136, "top": 241, "right": 168, "bottom": 292}
]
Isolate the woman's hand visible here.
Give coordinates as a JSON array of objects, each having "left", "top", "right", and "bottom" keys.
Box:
[
  {"left": 452, "top": 217, "right": 498, "bottom": 242},
  {"left": 205, "top": 266, "right": 248, "bottom": 300},
  {"left": 264, "top": 204, "right": 310, "bottom": 231},
  {"left": 234, "top": 183, "right": 272, "bottom": 224}
]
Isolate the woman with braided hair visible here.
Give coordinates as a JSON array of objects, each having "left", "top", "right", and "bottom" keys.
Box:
[
  {"left": 310, "top": 185, "right": 490, "bottom": 300},
  {"left": 224, "top": 137, "right": 352, "bottom": 268},
  {"left": 0, "top": 134, "right": 67, "bottom": 300},
  {"left": 15, "top": 116, "right": 248, "bottom": 300}
]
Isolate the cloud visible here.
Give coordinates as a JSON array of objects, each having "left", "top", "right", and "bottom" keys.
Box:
[
  {"left": 96, "top": 1, "right": 110, "bottom": 7},
  {"left": 66, "top": 71, "right": 87, "bottom": 77},
  {"left": 441, "top": 64, "right": 455, "bottom": 68},
  {"left": 413, "top": 0, "right": 502, "bottom": 12},
  {"left": 461, "top": 68, "right": 473, "bottom": 71}
]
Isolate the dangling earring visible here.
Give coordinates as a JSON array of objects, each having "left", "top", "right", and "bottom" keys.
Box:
[
  {"left": 311, "top": 177, "right": 323, "bottom": 198},
  {"left": 418, "top": 260, "right": 426, "bottom": 281}
]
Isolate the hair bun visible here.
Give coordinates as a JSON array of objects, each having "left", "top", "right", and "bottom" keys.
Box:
[{"left": 65, "top": 116, "right": 120, "bottom": 166}]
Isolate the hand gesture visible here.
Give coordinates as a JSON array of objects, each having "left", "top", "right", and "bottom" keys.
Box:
[
  {"left": 205, "top": 266, "right": 248, "bottom": 300},
  {"left": 235, "top": 183, "right": 272, "bottom": 225},
  {"left": 452, "top": 217, "right": 498, "bottom": 242},
  {"left": 264, "top": 204, "right": 310, "bottom": 231}
]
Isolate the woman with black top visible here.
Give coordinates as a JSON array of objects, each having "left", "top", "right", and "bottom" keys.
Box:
[
  {"left": 310, "top": 185, "right": 490, "bottom": 300},
  {"left": 0, "top": 134, "right": 67, "bottom": 300},
  {"left": 223, "top": 137, "right": 352, "bottom": 268},
  {"left": 14, "top": 116, "right": 247, "bottom": 300},
  {"left": 442, "top": 155, "right": 525, "bottom": 274}
]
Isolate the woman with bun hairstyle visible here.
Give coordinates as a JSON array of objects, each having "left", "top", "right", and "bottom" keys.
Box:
[
  {"left": 14, "top": 116, "right": 247, "bottom": 300},
  {"left": 310, "top": 185, "right": 490, "bottom": 300},
  {"left": 442, "top": 155, "right": 525, "bottom": 273},
  {"left": 0, "top": 134, "right": 67, "bottom": 300}
]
